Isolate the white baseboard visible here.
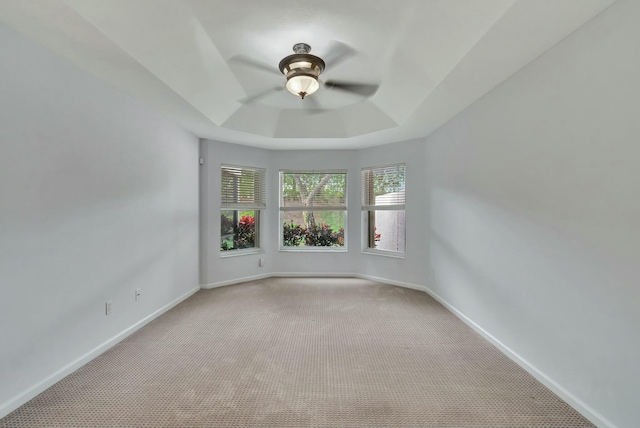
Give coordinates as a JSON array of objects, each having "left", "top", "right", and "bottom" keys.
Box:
[
  {"left": 0, "top": 286, "right": 200, "bottom": 419},
  {"left": 266, "top": 272, "right": 614, "bottom": 427},
  {"left": 354, "top": 274, "right": 428, "bottom": 293},
  {"left": 200, "top": 273, "right": 272, "bottom": 289},
  {"left": 201, "top": 272, "right": 357, "bottom": 289},
  {"left": 417, "top": 283, "right": 615, "bottom": 428},
  {"left": 4, "top": 273, "right": 613, "bottom": 427},
  {"left": 270, "top": 272, "right": 355, "bottom": 278}
]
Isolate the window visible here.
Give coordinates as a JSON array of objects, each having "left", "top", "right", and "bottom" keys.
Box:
[
  {"left": 361, "top": 164, "right": 406, "bottom": 254},
  {"left": 280, "top": 170, "right": 347, "bottom": 249},
  {"left": 220, "top": 165, "right": 266, "bottom": 252}
]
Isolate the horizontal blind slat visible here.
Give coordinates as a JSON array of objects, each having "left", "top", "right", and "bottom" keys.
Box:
[
  {"left": 221, "top": 164, "right": 266, "bottom": 209},
  {"left": 280, "top": 171, "right": 347, "bottom": 209},
  {"left": 280, "top": 205, "right": 347, "bottom": 212},
  {"left": 361, "top": 164, "right": 406, "bottom": 209},
  {"left": 361, "top": 204, "right": 405, "bottom": 211}
]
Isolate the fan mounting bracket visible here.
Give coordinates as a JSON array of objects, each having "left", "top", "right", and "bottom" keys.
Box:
[{"left": 292, "top": 43, "right": 312, "bottom": 54}]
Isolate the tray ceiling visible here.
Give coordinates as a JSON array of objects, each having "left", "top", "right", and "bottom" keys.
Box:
[{"left": 0, "top": 0, "right": 616, "bottom": 149}]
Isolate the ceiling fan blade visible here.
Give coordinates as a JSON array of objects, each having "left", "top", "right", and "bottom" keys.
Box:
[
  {"left": 238, "top": 87, "right": 283, "bottom": 104},
  {"left": 228, "top": 55, "right": 281, "bottom": 77},
  {"left": 324, "top": 81, "right": 379, "bottom": 97},
  {"left": 323, "top": 40, "right": 357, "bottom": 69}
]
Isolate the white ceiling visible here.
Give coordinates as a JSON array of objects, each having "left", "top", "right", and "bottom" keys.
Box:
[{"left": 0, "top": 0, "right": 615, "bottom": 150}]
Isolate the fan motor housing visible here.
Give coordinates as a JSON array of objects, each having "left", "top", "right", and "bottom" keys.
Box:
[
  {"left": 279, "top": 44, "right": 325, "bottom": 98},
  {"left": 278, "top": 53, "right": 325, "bottom": 77}
]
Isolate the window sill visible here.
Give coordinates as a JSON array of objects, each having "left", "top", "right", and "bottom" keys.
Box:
[
  {"left": 362, "top": 249, "right": 405, "bottom": 259},
  {"left": 279, "top": 247, "right": 348, "bottom": 253},
  {"left": 220, "top": 248, "right": 263, "bottom": 258}
]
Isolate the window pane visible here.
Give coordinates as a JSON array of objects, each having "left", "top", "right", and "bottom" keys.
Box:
[
  {"left": 221, "top": 210, "right": 259, "bottom": 251},
  {"left": 361, "top": 164, "right": 405, "bottom": 208},
  {"left": 282, "top": 211, "right": 345, "bottom": 247},
  {"left": 280, "top": 172, "right": 346, "bottom": 209},
  {"left": 369, "top": 210, "right": 405, "bottom": 252}
]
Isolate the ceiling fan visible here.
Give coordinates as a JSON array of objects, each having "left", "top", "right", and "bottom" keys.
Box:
[{"left": 229, "top": 41, "right": 379, "bottom": 106}]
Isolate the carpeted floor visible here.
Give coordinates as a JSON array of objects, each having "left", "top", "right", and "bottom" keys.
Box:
[{"left": 1, "top": 277, "right": 593, "bottom": 427}]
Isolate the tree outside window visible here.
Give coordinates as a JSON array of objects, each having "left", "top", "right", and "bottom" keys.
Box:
[{"left": 280, "top": 171, "right": 346, "bottom": 248}]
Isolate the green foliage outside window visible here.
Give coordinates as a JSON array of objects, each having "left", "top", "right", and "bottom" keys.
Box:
[
  {"left": 280, "top": 171, "right": 347, "bottom": 248},
  {"left": 221, "top": 210, "right": 257, "bottom": 251}
]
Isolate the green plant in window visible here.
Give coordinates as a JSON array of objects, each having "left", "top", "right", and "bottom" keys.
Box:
[
  {"left": 221, "top": 213, "right": 255, "bottom": 251},
  {"left": 283, "top": 221, "right": 344, "bottom": 247}
]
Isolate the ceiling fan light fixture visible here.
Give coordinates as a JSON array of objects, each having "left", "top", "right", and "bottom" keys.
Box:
[
  {"left": 279, "top": 43, "right": 325, "bottom": 99},
  {"left": 286, "top": 74, "right": 319, "bottom": 99}
]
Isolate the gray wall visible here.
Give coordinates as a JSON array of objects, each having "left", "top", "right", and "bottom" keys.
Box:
[
  {"left": 199, "top": 142, "right": 362, "bottom": 285},
  {"left": 357, "top": 140, "right": 428, "bottom": 288},
  {"left": 0, "top": 24, "right": 199, "bottom": 415},
  {"left": 3, "top": 0, "right": 639, "bottom": 425},
  {"left": 424, "top": 1, "right": 639, "bottom": 426},
  {"left": 200, "top": 140, "right": 273, "bottom": 286},
  {"left": 199, "top": 138, "right": 429, "bottom": 292},
  {"left": 199, "top": 1, "right": 640, "bottom": 426}
]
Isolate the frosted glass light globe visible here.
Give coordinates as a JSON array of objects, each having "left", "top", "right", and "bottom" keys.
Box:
[{"left": 286, "top": 75, "right": 320, "bottom": 98}]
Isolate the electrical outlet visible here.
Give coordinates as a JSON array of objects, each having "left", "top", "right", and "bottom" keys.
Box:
[
  {"left": 258, "top": 258, "right": 264, "bottom": 267},
  {"left": 135, "top": 288, "right": 141, "bottom": 301},
  {"left": 105, "top": 301, "right": 112, "bottom": 315}
]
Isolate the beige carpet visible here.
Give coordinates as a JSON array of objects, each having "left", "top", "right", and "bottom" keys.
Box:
[{"left": 1, "top": 277, "right": 592, "bottom": 427}]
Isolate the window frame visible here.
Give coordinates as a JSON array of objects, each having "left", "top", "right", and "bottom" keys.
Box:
[
  {"left": 361, "top": 163, "right": 406, "bottom": 257},
  {"left": 279, "top": 169, "right": 348, "bottom": 252},
  {"left": 220, "top": 164, "right": 266, "bottom": 256}
]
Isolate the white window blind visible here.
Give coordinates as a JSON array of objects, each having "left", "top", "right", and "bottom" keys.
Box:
[
  {"left": 361, "top": 164, "right": 406, "bottom": 210},
  {"left": 221, "top": 165, "right": 266, "bottom": 209},
  {"left": 280, "top": 171, "right": 347, "bottom": 211}
]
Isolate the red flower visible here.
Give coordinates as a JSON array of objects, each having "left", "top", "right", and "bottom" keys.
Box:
[
  {"left": 373, "top": 227, "right": 381, "bottom": 242},
  {"left": 239, "top": 215, "right": 255, "bottom": 226}
]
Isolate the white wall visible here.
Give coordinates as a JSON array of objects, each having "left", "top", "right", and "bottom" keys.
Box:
[
  {"left": 200, "top": 142, "right": 364, "bottom": 286},
  {"left": 423, "top": 1, "right": 640, "bottom": 426},
  {"left": 200, "top": 140, "right": 272, "bottom": 286},
  {"left": 201, "top": 139, "right": 432, "bottom": 285},
  {"left": 0, "top": 23, "right": 199, "bottom": 416},
  {"left": 201, "top": 2, "right": 640, "bottom": 426},
  {"left": 357, "top": 140, "right": 428, "bottom": 288},
  {"left": 200, "top": 138, "right": 430, "bottom": 288},
  {"left": 6, "top": 0, "right": 629, "bottom": 424},
  {"left": 269, "top": 150, "right": 361, "bottom": 276}
]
